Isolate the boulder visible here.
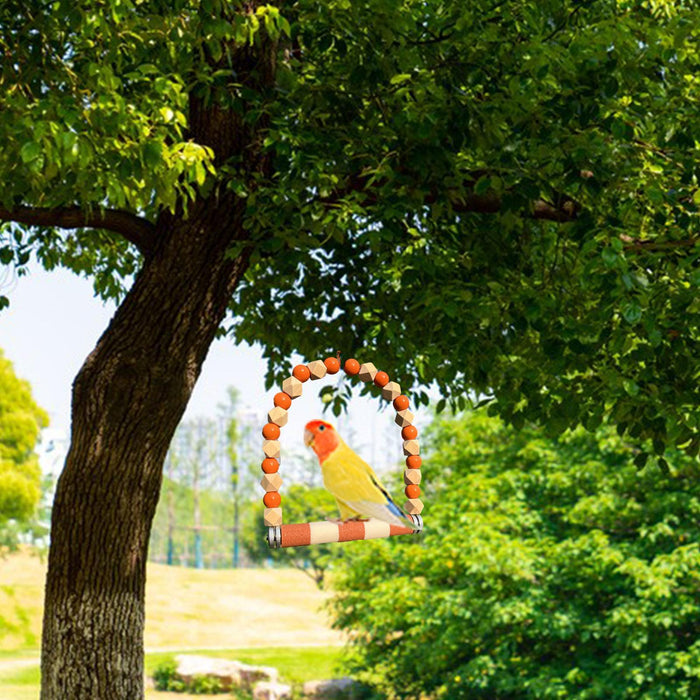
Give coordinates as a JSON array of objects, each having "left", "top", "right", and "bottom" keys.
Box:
[
  {"left": 253, "top": 680, "right": 293, "bottom": 700},
  {"left": 174, "top": 655, "right": 242, "bottom": 690},
  {"left": 173, "top": 654, "right": 278, "bottom": 691},
  {"left": 238, "top": 661, "right": 279, "bottom": 689},
  {"left": 303, "top": 677, "right": 363, "bottom": 699}
]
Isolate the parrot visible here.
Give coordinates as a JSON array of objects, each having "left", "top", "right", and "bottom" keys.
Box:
[{"left": 304, "top": 419, "right": 412, "bottom": 528}]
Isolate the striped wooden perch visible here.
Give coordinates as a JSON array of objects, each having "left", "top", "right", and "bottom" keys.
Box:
[{"left": 267, "top": 516, "right": 424, "bottom": 549}]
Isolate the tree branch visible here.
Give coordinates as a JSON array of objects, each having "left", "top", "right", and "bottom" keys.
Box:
[
  {"left": 0, "top": 205, "right": 156, "bottom": 255},
  {"left": 620, "top": 234, "right": 699, "bottom": 252},
  {"left": 319, "top": 172, "right": 580, "bottom": 222}
]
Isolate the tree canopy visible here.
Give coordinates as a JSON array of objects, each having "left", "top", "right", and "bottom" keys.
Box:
[
  {"left": 2, "top": 1, "right": 700, "bottom": 697},
  {"left": 331, "top": 412, "right": 700, "bottom": 699},
  {"left": 0, "top": 350, "right": 48, "bottom": 548},
  {"left": 2, "top": 0, "right": 699, "bottom": 457}
]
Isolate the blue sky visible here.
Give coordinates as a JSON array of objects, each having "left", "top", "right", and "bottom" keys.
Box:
[{"left": 1, "top": 262, "right": 408, "bottom": 475}]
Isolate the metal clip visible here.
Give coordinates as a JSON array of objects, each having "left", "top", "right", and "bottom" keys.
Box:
[
  {"left": 267, "top": 526, "right": 281, "bottom": 548},
  {"left": 410, "top": 514, "right": 423, "bottom": 533}
]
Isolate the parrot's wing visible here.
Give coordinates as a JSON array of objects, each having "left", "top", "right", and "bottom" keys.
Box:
[
  {"left": 321, "top": 439, "right": 413, "bottom": 527},
  {"left": 341, "top": 474, "right": 412, "bottom": 527}
]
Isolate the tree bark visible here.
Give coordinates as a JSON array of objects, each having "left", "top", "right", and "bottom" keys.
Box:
[
  {"left": 40, "top": 11, "right": 278, "bottom": 695},
  {"left": 40, "top": 198, "right": 250, "bottom": 699}
]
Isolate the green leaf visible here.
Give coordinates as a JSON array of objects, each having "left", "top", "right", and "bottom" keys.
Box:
[
  {"left": 623, "top": 303, "right": 642, "bottom": 324},
  {"left": 474, "top": 176, "right": 492, "bottom": 195},
  {"left": 194, "top": 160, "right": 206, "bottom": 186},
  {"left": 143, "top": 141, "right": 163, "bottom": 168},
  {"left": 20, "top": 142, "right": 41, "bottom": 163},
  {"left": 623, "top": 379, "right": 640, "bottom": 396},
  {"left": 633, "top": 451, "right": 648, "bottom": 470}
]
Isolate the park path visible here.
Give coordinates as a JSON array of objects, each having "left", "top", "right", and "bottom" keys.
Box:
[{"left": 0, "top": 654, "right": 40, "bottom": 673}]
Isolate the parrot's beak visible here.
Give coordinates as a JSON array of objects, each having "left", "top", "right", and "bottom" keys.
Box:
[{"left": 303, "top": 428, "right": 314, "bottom": 447}]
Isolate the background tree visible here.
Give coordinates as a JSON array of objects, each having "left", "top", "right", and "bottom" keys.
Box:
[
  {"left": 150, "top": 412, "right": 257, "bottom": 568},
  {"left": 1, "top": 1, "right": 699, "bottom": 697},
  {"left": 0, "top": 350, "right": 48, "bottom": 551},
  {"left": 331, "top": 412, "right": 700, "bottom": 699},
  {"left": 243, "top": 483, "right": 338, "bottom": 588}
]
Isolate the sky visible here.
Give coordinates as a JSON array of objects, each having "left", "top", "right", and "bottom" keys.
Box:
[{"left": 0, "top": 262, "right": 410, "bottom": 478}]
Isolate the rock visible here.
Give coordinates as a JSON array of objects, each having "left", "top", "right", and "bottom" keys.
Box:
[
  {"left": 173, "top": 655, "right": 278, "bottom": 692},
  {"left": 174, "top": 655, "right": 242, "bottom": 691},
  {"left": 253, "top": 680, "right": 293, "bottom": 700},
  {"left": 238, "top": 661, "right": 279, "bottom": 689},
  {"left": 303, "top": 677, "right": 363, "bottom": 699}
]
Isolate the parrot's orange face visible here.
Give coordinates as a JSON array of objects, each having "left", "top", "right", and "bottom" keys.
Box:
[{"left": 304, "top": 419, "right": 340, "bottom": 463}]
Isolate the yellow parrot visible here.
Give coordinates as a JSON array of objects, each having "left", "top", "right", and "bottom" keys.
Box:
[{"left": 304, "top": 419, "right": 412, "bottom": 527}]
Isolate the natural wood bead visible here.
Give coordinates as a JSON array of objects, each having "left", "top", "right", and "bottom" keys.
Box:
[
  {"left": 262, "top": 439, "right": 281, "bottom": 459},
  {"left": 381, "top": 381, "right": 401, "bottom": 401},
  {"left": 282, "top": 375, "right": 303, "bottom": 398},
  {"left": 261, "top": 473, "right": 283, "bottom": 491},
  {"left": 395, "top": 409, "right": 415, "bottom": 428},
  {"left": 404, "top": 498, "right": 424, "bottom": 515},
  {"left": 307, "top": 360, "right": 327, "bottom": 380},
  {"left": 268, "top": 406, "right": 288, "bottom": 427},
  {"left": 264, "top": 507, "right": 283, "bottom": 527},
  {"left": 358, "top": 362, "right": 378, "bottom": 382},
  {"left": 403, "top": 439, "right": 419, "bottom": 456},
  {"left": 404, "top": 469, "right": 422, "bottom": 485}
]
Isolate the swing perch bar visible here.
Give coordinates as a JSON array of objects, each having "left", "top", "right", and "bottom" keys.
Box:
[{"left": 261, "top": 356, "right": 424, "bottom": 549}]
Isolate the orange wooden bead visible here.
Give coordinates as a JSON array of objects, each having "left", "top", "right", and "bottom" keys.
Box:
[
  {"left": 394, "top": 395, "right": 410, "bottom": 411},
  {"left": 344, "top": 358, "right": 360, "bottom": 375},
  {"left": 262, "top": 458, "right": 279, "bottom": 473},
  {"left": 274, "top": 392, "right": 292, "bottom": 410},
  {"left": 405, "top": 484, "right": 421, "bottom": 499},
  {"left": 324, "top": 357, "right": 341, "bottom": 374},
  {"left": 402, "top": 425, "right": 418, "bottom": 440},
  {"left": 292, "top": 364, "right": 311, "bottom": 382},
  {"left": 263, "top": 491, "right": 281, "bottom": 508},
  {"left": 406, "top": 455, "right": 422, "bottom": 469},
  {"left": 262, "top": 422, "right": 281, "bottom": 440},
  {"left": 374, "top": 371, "right": 390, "bottom": 387}
]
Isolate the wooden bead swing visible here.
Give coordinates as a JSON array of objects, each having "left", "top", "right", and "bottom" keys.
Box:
[{"left": 261, "top": 356, "right": 424, "bottom": 548}]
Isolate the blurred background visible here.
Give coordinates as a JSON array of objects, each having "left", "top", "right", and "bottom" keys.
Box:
[{"left": 3, "top": 265, "right": 700, "bottom": 700}]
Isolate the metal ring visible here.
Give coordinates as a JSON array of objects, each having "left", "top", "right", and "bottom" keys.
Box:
[
  {"left": 267, "top": 526, "right": 281, "bottom": 548},
  {"left": 410, "top": 514, "right": 423, "bottom": 533}
]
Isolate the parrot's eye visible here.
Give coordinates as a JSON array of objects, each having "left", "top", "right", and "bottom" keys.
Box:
[{"left": 318, "top": 425, "right": 325, "bottom": 431}]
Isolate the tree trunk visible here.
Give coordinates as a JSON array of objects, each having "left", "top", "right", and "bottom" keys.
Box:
[
  {"left": 40, "top": 15, "right": 277, "bottom": 695},
  {"left": 40, "top": 198, "right": 250, "bottom": 699}
]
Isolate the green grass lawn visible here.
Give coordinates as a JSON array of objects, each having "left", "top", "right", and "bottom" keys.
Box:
[
  {"left": 0, "top": 549, "right": 346, "bottom": 698},
  {"left": 0, "top": 661, "right": 40, "bottom": 700},
  {"left": 0, "top": 646, "right": 344, "bottom": 699}
]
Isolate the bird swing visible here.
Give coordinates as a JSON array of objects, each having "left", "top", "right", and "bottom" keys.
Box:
[{"left": 261, "top": 356, "right": 424, "bottom": 548}]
